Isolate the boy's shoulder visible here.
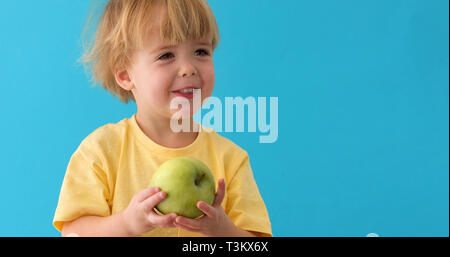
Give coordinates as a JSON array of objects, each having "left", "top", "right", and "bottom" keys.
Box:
[
  {"left": 84, "top": 117, "right": 127, "bottom": 139},
  {"left": 202, "top": 127, "right": 250, "bottom": 160},
  {"left": 75, "top": 117, "right": 130, "bottom": 157},
  {"left": 84, "top": 118, "right": 128, "bottom": 142}
]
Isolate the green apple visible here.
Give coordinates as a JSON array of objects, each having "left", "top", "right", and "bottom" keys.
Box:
[{"left": 150, "top": 157, "right": 216, "bottom": 219}]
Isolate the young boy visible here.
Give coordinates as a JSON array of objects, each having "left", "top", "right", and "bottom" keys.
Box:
[{"left": 53, "top": 0, "right": 272, "bottom": 237}]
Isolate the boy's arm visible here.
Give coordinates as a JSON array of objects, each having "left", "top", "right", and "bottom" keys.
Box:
[
  {"left": 61, "top": 187, "right": 177, "bottom": 237},
  {"left": 61, "top": 211, "right": 131, "bottom": 237}
]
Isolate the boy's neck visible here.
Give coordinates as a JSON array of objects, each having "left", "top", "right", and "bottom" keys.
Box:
[{"left": 135, "top": 111, "right": 199, "bottom": 149}]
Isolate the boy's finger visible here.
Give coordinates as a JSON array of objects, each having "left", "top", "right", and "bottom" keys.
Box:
[
  {"left": 175, "top": 216, "right": 201, "bottom": 230},
  {"left": 141, "top": 191, "right": 166, "bottom": 212},
  {"left": 174, "top": 221, "right": 201, "bottom": 233},
  {"left": 197, "top": 201, "right": 215, "bottom": 218},
  {"left": 213, "top": 178, "right": 226, "bottom": 207},
  {"left": 150, "top": 213, "right": 177, "bottom": 227},
  {"left": 135, "top": 187, "right": 160, "bottom": 203}
]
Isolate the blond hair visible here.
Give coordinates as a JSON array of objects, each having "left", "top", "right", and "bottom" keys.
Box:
[{"left": 79, "top": 0, "right": 220, "bottom": 103}]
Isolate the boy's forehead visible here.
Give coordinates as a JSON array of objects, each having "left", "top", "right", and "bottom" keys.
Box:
[
  {"left": 141, "top": 4, "right": 213, "bottom": 50},
  {"left": 143, "top": 5, "right": 173, "bottom": 47},
  {"left": 142, "top": 4, "right": 166, "bottom": 39},
  {"left": 144, "top": 25, "right": 212, "bottom": 50},
  {"left": 144, "top": 27, "right": 172, "bottom": 50}
]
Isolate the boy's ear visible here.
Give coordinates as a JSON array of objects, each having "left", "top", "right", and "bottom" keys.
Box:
[{"left": 114, "top": 69, "right": 134, "bottom": 91}]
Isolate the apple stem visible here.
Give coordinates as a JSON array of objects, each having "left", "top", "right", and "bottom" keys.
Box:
[{"left": 195, "top": 173, "right": 206, "bottom": 185}]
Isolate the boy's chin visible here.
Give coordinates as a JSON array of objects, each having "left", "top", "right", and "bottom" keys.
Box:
[
  {"left": 167, "top": 113, "right": 201, "bottom": 133},
  {"left": 169, "top": 107, "right": 201, "bottom": 119}
]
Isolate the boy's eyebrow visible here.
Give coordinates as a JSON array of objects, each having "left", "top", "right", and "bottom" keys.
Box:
[
  {"left": 196, "top": 41, "right": 212, "bottom": 48},
  {"left": 152, "top": 41, "right": 212, "bottom": 52},
  {"left": 152, "top": 44, "right": 177, "bottom": 53}
]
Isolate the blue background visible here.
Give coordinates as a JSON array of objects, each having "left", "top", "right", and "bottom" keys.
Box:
[{"left": 0, "top": 0, "right": 448, "bottom": 236}]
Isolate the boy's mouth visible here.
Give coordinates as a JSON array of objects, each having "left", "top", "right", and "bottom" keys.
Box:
[{"left": 171, "top": 87, "right": 200, "bottom": 99}]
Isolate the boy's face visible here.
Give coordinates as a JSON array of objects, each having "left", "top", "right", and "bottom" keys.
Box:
[{"left": 116, "top": 25, "right": 215, "bottom": 122}]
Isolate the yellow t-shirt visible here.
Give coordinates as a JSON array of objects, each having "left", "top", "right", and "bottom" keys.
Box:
[{"left": 53, "top": 114, "right": 272, "bottom": 237}]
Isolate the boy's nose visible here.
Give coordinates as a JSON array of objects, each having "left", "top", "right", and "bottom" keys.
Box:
[
  {"left": 180, "top": 70, "right": 196, "bottom": 77},
  {"left": 178, "top": 62, "right": 197, "bottom": 77}
]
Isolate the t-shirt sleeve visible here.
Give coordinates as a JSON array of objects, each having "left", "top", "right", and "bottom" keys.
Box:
[
  {"left": 225, "top": 153, "right": 272, "bottom": 237},
  {"left": 53, "top": 148, "right": 111, "bottom": 232}
]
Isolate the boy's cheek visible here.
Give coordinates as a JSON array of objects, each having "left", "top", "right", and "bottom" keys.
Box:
[
  {"left": 201, "top": 87, "right": 214, "bottom": 102},
  {"left": 204, "top": 75, "right": 215, "bottom": 97},
  {"left": 201, "top": 72, "right": 215, "bottom": 99}
]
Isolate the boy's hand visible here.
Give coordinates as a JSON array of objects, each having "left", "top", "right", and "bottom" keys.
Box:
[
  {"left": 121, "top": 187, "right": 177, "bottom": 236},
  {"left": 173, "top": 179, "right": 235, "bottom": 236}
]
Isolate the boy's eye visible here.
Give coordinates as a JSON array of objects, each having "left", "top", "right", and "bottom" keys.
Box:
[
  {"left": 158, "top": 52, "right": 174, "bottom": 60},
  {"left": 195, "top": 48, "right": 210, "bottom": 56},
  {"left": 157, "top": 49, "right": 210, "bottom": 61}
]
